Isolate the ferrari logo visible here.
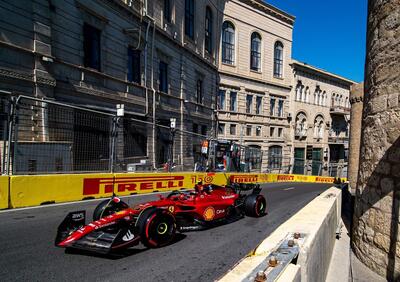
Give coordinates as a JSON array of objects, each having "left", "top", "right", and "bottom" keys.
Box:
[
  {"left": 168, "top": 206, "right": 175, "bottom": 213},
  {"left": 203, "top": 206, "right": 215, "bottom": 221}
]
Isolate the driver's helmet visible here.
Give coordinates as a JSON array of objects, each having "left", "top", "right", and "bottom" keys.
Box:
[
  {"left": 194, "top": 181, "right": 204, "bottom": 194},
  {"left": 203, "top": 184, "right": 213, "bottom": 194}
]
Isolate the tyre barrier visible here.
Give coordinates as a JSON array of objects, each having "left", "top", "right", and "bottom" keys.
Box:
[
  {"left": 218, "top": 187, "right": 342, "bottom": 282},
  {"left": 2, "top": 172, "right": 345, "bottom": 209}
]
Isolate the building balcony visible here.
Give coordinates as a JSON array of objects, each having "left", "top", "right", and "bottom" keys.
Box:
[
  {"left": 330, "top": 106, "right": 350, "bottom": 115},
  {"left": 328, "top": 136, "right": 349, "bottom": 144}
]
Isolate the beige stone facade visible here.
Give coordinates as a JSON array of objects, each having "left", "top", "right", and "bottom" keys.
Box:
[
  {"left": 216, "top": 0, "right": 295, "bottom": 172},
  {"left": 290, "top": 61, "right": 353, "bottom": 176},
  {"left": 215, "top": 1, "right": 354, "bottom": 174}
]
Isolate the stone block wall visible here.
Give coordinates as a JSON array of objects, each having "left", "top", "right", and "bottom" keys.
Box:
[{"left": 352, "top": 1, "right": 400, "bottom": 280}]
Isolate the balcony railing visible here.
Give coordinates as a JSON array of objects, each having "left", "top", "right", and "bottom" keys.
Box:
[{"left": 330, "top": 106, "right": 350, "bottom": 115}]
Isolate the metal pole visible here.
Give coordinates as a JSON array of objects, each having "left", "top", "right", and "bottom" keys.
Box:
[
  {"left": 109, "top": 117, "right": 117, "bottom": 173},
  {"left": 5, "top": 97, "right": 16, "bottom": 175}
]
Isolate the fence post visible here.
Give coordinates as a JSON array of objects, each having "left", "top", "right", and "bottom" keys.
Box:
[
  {"left": 5, "top": 97, "right": 17, "bottom": 175},
  {"left": 109, "top": 116, "right": 118, "bottom": 173}
]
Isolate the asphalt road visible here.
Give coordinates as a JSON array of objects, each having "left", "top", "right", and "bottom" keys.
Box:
[{"left": 0, "top": 182, "right": 333, "bottom": 282}]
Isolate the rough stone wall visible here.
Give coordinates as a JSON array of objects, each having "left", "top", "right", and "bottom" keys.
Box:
[
  {"left": 348, "top": 82, "right": 364, "bottom": 193},
  {"left": 352, "top": 1, "right": 400, "bottom": 280}
]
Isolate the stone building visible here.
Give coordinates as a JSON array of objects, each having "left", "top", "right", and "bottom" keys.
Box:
[
  {"left": 290, "top": 60, "right": 353, "bottom": 176},
  {"left": 216, "top": 0, "right": 295, "bottom": 172},
  {"left": 0, "top": 0, "right": 223, "bottom": 172},
  {"left": 352, "top": 1, "right": 400, "bottom": 280}
]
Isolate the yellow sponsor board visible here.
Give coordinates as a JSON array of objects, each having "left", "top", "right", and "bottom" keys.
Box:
[
  {"left": 9, "top": 173, "right": 112, "bottom": 208},
  {"left": 7, "top": 172, "right": 346, "bottom": 209},
  {"left": 0, "top": 176, "right": 9, "bottom": 209}
]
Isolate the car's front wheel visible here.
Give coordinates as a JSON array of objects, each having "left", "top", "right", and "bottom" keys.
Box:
[{"left": 136, "top": 208, "right": 176, "bottom": 248}]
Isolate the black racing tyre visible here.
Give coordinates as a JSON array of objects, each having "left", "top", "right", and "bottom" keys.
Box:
[
  {"left": 136, "top": 208, "right": 176, "bottom": 248},
  {"left": 93, "top": 198, "right": 129, "bottom": 221},
  {"left": 244, "top": 194, "right": 266, "bottom": 217}
]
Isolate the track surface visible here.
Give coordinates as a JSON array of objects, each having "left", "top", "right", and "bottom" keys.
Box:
[{"left": 0, "top": 182, "right": 332, "bottom": 281}]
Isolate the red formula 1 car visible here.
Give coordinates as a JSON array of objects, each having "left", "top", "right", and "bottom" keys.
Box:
[{"left": 55, "top": 183, "right": 266, "bottom": 254}]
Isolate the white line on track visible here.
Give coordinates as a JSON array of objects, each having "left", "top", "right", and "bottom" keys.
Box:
[
  {"left": 283, "top": 187, "right": 295, "bottom": 191},
  {"left": 0, "top": 191, "right": 173, "bottom": 214}
]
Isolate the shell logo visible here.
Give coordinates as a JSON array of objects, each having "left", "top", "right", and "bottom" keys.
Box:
[{"left": 203, "top": 206, "right": 215, "bottom": 221}]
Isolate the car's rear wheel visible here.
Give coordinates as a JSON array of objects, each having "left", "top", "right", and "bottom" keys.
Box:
[
  {"left": 93, "top": 198, "right": 129, "bottom": 221},
  {"left": 136, "top": 208, "right": 176, "bottom": 248},
  {"left": 244, "top": 194, "right": 266, "bottom": 217}
]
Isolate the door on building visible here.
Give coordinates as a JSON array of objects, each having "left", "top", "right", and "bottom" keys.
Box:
[
  {"left": 312, "top": 148, "right": 322, "bottom": 176},
  {"left": 293, "top": 148, "right": 305, "bottom": 174}
]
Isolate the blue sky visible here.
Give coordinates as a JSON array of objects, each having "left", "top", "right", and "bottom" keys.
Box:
[{"left": 266, "top": 0, "right": 367, "bottom": 82}]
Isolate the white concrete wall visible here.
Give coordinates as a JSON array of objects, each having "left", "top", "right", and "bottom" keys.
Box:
[{"left": 218, "top": 187, "right": 342, "bottom": 282}]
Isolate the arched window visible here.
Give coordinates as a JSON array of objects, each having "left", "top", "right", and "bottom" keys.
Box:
[
  {"left": 295, "top": 81, "right": 303, "bottom": 101},
  {"left": 273, "top": 41, "right": 283, "bottom": 78},
  {"left": 345, "top": 97, "right": 349, "bottom": 108},
  {"left": 339, "top": 95, "right": 343, "bottom": 107},
  {"left": 305, "top": 87, "right": 310, "bottom": 103},
  {"left": 205, "top": 7, "right": 213, "bottom": 54},
  {"left": 222, "top": 21, "right": 235, "bottom": 65},
  {"left": 331, "top": 94, "right": 335, "bottom": 107},
  {"left": 295, "top": 112, "right": 307, "bottom": 139},
  {"left": 314, "top": 86, "right": 321, "bottom": 105},
  {"left": 250, "top": 32, "right": 261, "bottom": 71},
  {"left": 314, "top": 115, "right": 324, "bottom": 139}
]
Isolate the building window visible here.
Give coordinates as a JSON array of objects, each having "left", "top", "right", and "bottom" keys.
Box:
[
  {"left": 193, "top": 123, "right": 198, "bottom": 133},
  {"left": 256, "top": 126, "right": 261, "bottom": 136},
  {"left": 222, "top": 21, "right": 235, "bottom": 65},
  {"left": 205, "top": 7, "right": 213, "bottom": 54},
  {"left": 256, "top": 96, "right": 262, "bottom": 115},
  {"left": 246, "top": 95, "right": 253, "bottom": 114},
  {"left": 164, "top": 0, "right": 171, "bottom": 23},
  {"left": 83, "top": 23, "right": 101, "bottom": 71},
  {"left": 246, "top": 125, "right": 252, "bottom": 136},
  {"left": 273, "top": 41, "right": 283, "bottom": 78},
  {"left": 159, "top": 61, "right": 168, "bottom": 93},
  {"left": 278, "top": 100, "right": 284, "bottom": 117},
  {"left": 305, "top": 87, "right": 310, "bottom": 103},
  {"left": 230, "top": 91, "right": 237, "bottom": 111},
  {"left": 218, "top": 123, "right": 225, "bottom": 135},
  {"left": 185, "top": 0, "right": 194, "bottom": 39},
  {"left": 201, "top": 125, "right": 207, "bottom": 136},
  {"left": 127, "top": 48, "right": 141, "bottom": 84},
  {"left": 218, "top": 90, "right": 226, "bottom": 110},
  {"left": 295, "top": 81, "right": 303, "bottom": 101},
  {"left": 250, "top": 32, "right": 261, "bottom": 71},
  {"left": 270, "top": 127, "right": 275, "bottom": 137},
  {"left": 278, "top": 128, "right": 283, "bottom": 137},
  {"left": 269, "top": 146, "right": 282, "bottom": 169},
  {"left": 270, "top": 97, "right": 276, "bottom": 116},
  {"left": 295, "top": 112, "right": 307, "bottom": 138},
  {"left": 314, "top": 115, "right": 324, "bottom": 139},
  {"left": 196, "top": 79, "right": 203, "bottom": 104},
  {"left": 230, "top": 124, "right": 236, "bottom": 135}
]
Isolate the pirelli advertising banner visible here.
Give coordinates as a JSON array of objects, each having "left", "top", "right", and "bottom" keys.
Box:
[
  {"left": 7, "top": 172, "right": 344, "bottom": 209},
  {"left": 0, "top": 176, "right": 9, "bottom": 209}
]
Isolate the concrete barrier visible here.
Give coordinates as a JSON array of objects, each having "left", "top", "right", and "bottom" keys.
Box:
[
  {"left": 0, "top": 175, "right": 9, "bottom": 209},
  {"left": 218, "top": 187, "right": 342, "bottom": 282},
  {"left": 5, "top": 172, "right": 344, "bottom": 209}
]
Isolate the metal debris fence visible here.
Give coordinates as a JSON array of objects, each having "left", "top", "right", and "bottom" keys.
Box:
[{"left": 0, "top": 95, "right": 348, "bottom": 177}]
